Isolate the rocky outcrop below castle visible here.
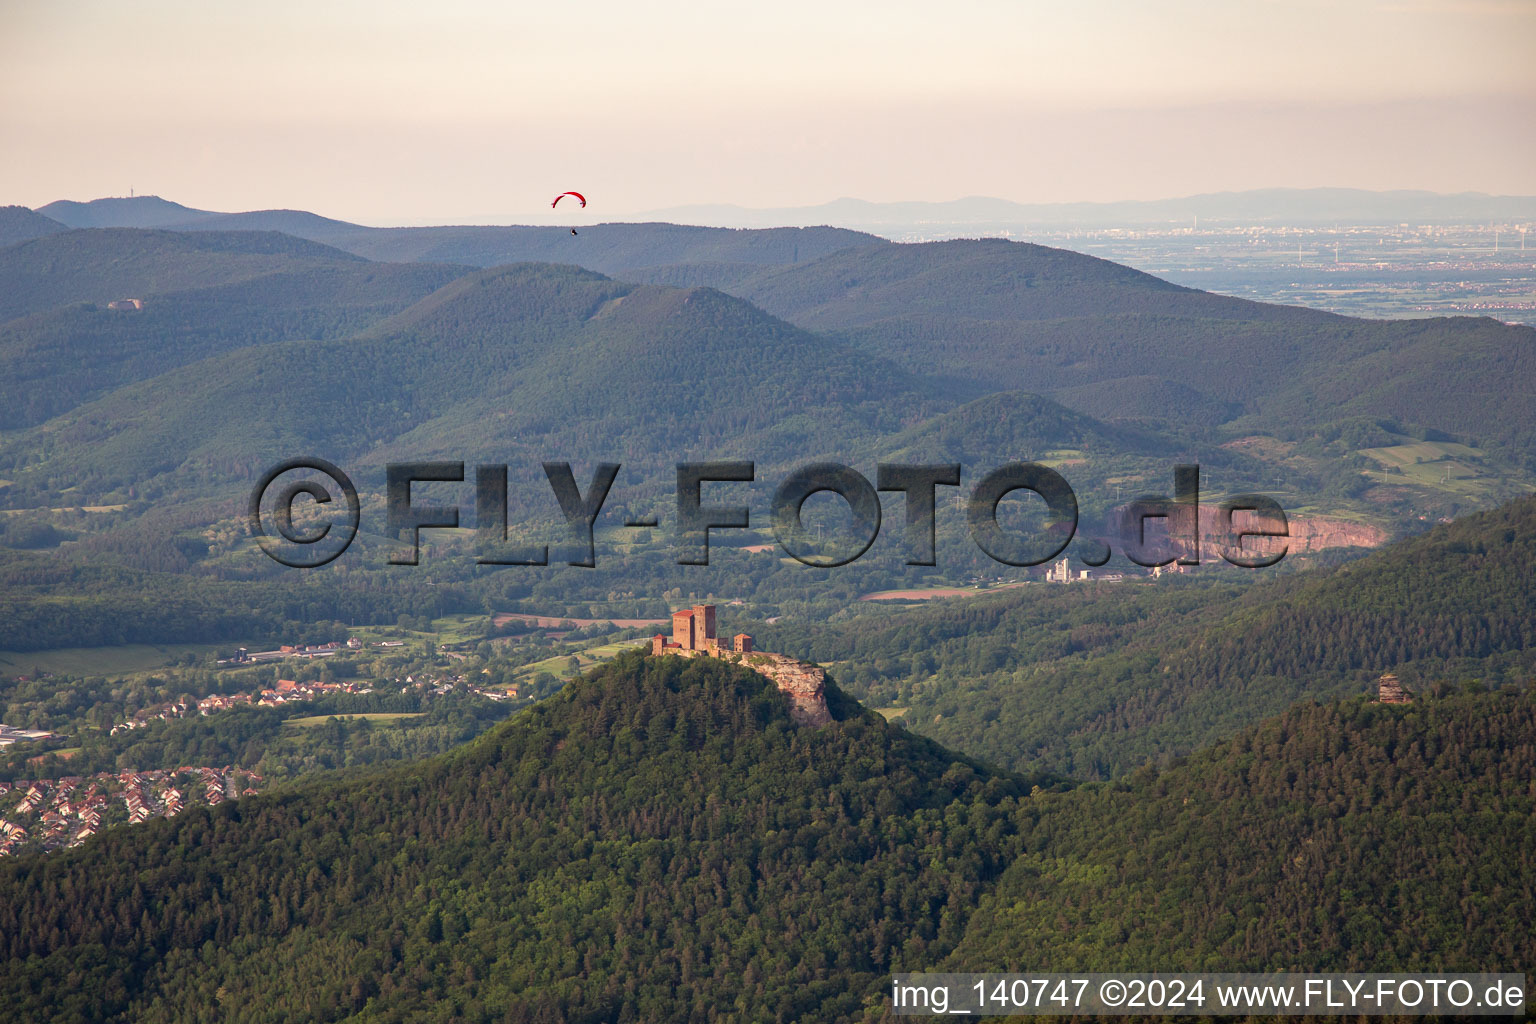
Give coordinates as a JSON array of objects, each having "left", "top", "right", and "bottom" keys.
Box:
[
  {"left": 650, "top": 603, "right": 831, "bottom": 726},
  {"left": 751, "top": 654, "right": 833, "bottom": 727},
  {"left": 663, "top": 648, "right": 833, "bottom": 726}
]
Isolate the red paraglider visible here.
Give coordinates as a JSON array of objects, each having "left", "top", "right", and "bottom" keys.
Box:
[{"left": 552, "top": 191, "right": 586, "bottom": 209}]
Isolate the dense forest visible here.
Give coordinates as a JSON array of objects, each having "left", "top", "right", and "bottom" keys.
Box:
[
  {"left": 949, "top": 687, "right": 1536, "bottom": 972},
  {"left": 758, "top": 494, "right": 1536, "bottom": 778},
  {"left": 0, "top": 549, "right": 478, "bottom": 651},
  {"left": 0, "top": 654, "right": 1040, "bottom": 1023},
  {"left": 0, "top": 653, "right": 1528, "bottom": 1022}
]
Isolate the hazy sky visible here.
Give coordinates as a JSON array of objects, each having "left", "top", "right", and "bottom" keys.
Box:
[{"left": 3, "top": 0, "right": 1534, "bottom": 224}]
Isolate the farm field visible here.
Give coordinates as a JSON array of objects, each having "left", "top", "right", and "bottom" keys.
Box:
[
  {"left": 0, "top": 642, "right": 251, "bottom": 677},
  {"left": 285, "top": 712, "right": 426, "bottom": 728},
  {"left": 510, "top": 639, "right": 648, "bottom": 684},
  {"left": 859, "top": 583, "right": 1028, "bottom": 602},
  {"left": 1355, "top": 440, "right": 1514, "bottom": 502}
]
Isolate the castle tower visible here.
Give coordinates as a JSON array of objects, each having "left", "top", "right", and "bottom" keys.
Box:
[
  {"left": 671, "top": 609, "right": 695, "bottom": 651},
  {"left": 693, "top": 605, "right": 716, "bottom": 649}
]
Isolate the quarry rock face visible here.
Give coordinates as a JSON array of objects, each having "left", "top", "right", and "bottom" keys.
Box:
[
  {"left": 1263, "top": 513, "right": 1388, "bottom": 553},
  {"left": 1107, "top": 505, "right": 1388, "bottom": 560}
]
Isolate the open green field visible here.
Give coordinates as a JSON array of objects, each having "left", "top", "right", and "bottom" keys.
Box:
[
  {"left": 858, "top": 582, "right": 1028, "bottom": 602},
  {"left": 0, "top": 642, "right": 252, "bottom": 677},
  {"left": 511, "top": 639, "right": 647, "bottom": 683},
  {"left": 581, "top": 640, "right": 651, "bottom": 659},
  {"left": 344, "top": 625, "right": 430, "bottom": 645},
  {"left": 0, "top": 503, "right": 128, "bottom": 516},
  {"left": 426, "top": 615, "right": 494, "bottom": 644},
  {"left": 1355, "top": 440, "right": 1513, "bottom": 500},
  {"left": 1035, "top": 448, "right": 1086, "bottom": 468},
  {"left": 340, "top": 615, "right": 491, "bottom": 649},
  {"left": 285, "top": 712, "right": 425, "bottom": 728},
  {"left": 1359, "top": 439, "right": 1482, "bottom": 467}
]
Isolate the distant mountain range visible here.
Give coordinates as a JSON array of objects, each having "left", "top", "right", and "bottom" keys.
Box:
[
  {"left": 26, "top": 196, "right": 883, "bottom": 273},
  {"left": 1, "top": 221, "right": 1533, "bottom": 546},
  {"left": 646, "top": 188, "right": 1536, "bottom": 229},
  {"left": 24, "top": 189, "right": 1536, "bottom": 253}
]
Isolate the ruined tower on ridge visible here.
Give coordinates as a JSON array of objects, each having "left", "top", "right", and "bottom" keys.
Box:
[{"left": 1376, "top": 672, "right": 1412, "bottom": 704}]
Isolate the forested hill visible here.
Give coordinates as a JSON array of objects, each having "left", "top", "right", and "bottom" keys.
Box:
[
  {"left": 633, "top": 238, "right": 1536, "bottom": 457},
  {"left": 0, "top": 263, "right": 931, "bottom": 507},
  {"left": 950, "top": 686, "right": 1536, "bottom": 972},
  {"left": 0, "top": 233, "right": 467, "bottom": 429},
  {"left": 0, "top": 654, "right": 1038, "bottom": 1023},
  {"left": 0, "top": 206, "right": 66, "bottom": 248},
  {"left": 1, "top": 652, "right": 1530, "bottom": 1020},
  {"left": 633, "top": 237, "right": 1322, "bottom": 328},
  {"left": 38, "top": 196, "right": 213, "bottom": 229},
  {"left": 0, "top": 228, "right": 371, "bottom": 322},
  {"left": 760, "top": 493, "right": 1536, "bottom": 779}
]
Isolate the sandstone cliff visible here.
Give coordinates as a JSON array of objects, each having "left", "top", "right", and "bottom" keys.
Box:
[
  {"left": 658, "top": 648, "right": 833, "bottom": 726},
  {"left": 749, "top": 654, "right": 833, "bottom": 727}
]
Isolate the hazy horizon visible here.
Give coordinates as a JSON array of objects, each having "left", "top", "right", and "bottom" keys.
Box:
[
  {"left": 3, "top": 0, "right": 1534, "bottom": 224},
  {"left": 17, "top": 184, "right": 1536, "bottom": 232}
]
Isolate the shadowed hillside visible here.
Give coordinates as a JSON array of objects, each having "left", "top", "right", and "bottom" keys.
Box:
[
  {"left": 0, "top": 229, "right": 369, "bottom": 322},
  {"left": 630, "top": 238, "right": 1536, "bottom": 458},
  {"left": 0, "top": 263, "right": 931, "bottom": 502},
  {"left": 0, "top": 206, "right": 66, "bottom": 248}
]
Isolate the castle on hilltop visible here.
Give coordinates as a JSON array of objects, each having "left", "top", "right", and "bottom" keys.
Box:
[
  {"left": 652, "top": 604, "right": 753, "bottom": 657},
  {"left": 649, "top": 605, "right": 831, "bottom": 727}
]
